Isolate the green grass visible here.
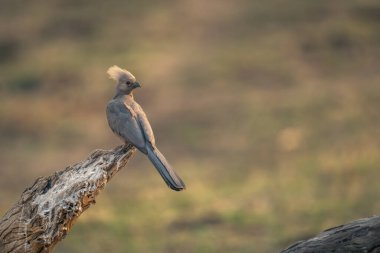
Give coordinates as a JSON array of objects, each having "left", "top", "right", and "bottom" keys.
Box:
[{"left": 0, "top": 0, "right": 380, "bottom": 252}]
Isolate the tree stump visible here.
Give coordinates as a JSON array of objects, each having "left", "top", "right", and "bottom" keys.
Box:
[{"left": 0, "top": 145, "right": 135, "bottom": 253}]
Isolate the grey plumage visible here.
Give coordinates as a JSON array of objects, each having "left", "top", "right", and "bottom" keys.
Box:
[{"left": 106, "top": 66, "right": 185, "bottom": 191}]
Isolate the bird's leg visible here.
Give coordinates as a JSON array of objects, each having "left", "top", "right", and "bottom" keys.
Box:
[{"left": 123, "top": 142, "right": 135, "bottom": 150}]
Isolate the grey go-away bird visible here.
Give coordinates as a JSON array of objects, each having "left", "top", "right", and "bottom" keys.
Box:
[{"left": 106, "top": 65, "right": 186, "bottom": 191}]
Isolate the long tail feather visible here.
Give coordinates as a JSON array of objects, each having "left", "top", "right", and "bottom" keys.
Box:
[{"left": 146, "top": 145, "right": 185, "bottom": 191}]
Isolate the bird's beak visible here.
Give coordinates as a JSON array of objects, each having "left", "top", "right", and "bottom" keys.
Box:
[{"left": 132, "top": 82, "right": 141, "bottom": 89}]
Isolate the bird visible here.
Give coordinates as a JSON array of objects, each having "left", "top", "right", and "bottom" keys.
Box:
[{"left": 106, "top": 65, "right": 186, "bottom": 191}]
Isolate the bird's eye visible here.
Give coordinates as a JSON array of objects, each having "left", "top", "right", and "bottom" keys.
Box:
[{"left": 126, "top": 81, "right": 131, "bottom": 85}]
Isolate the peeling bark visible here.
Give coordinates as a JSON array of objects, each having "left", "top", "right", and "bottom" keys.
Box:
[
  {"left": 281, "top": 216, "right": 380, "bottom": 253},
  {"left": 0, "top": 145, "right": 135, "bottom": 253}
]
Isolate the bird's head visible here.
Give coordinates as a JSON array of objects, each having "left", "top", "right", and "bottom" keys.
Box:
[{"left": 107, "top": 65, "right": 141, "bottom": 95}]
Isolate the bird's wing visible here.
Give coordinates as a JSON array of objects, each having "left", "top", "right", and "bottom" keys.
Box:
[
  {"left": 106, "top": 100, "right": 146, "bottom": 150},
  {"left": 134, "top": 103, "right": 156, "bottom": 146}
]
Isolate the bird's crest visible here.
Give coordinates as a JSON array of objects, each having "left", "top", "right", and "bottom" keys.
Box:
[{"left": 107, "top": 65, "right": 135, "bottom": 82}]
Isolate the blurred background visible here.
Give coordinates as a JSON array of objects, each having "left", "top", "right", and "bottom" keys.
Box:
[{"left": 0, "top": 0, "right": 379, "bottom": 252}]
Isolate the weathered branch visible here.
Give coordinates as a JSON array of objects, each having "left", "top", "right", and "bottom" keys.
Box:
[
  {"left": 281, "top": 215, "right": 380, "bottom": 253},
  {"left": 0, "top": 144, "right": 135, "bottom": 253}
]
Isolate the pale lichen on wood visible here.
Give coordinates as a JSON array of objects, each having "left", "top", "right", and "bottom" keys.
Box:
[{"left": 0, "top": 145, "right": 135, "bottom": 253}]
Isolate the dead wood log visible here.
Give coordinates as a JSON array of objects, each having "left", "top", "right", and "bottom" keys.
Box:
[
  {"left": 0, "top": 144, "right": 135, "bottom": 253},
  {"left": 281, "top": 215, "right": 380, "bottom": 253}
]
